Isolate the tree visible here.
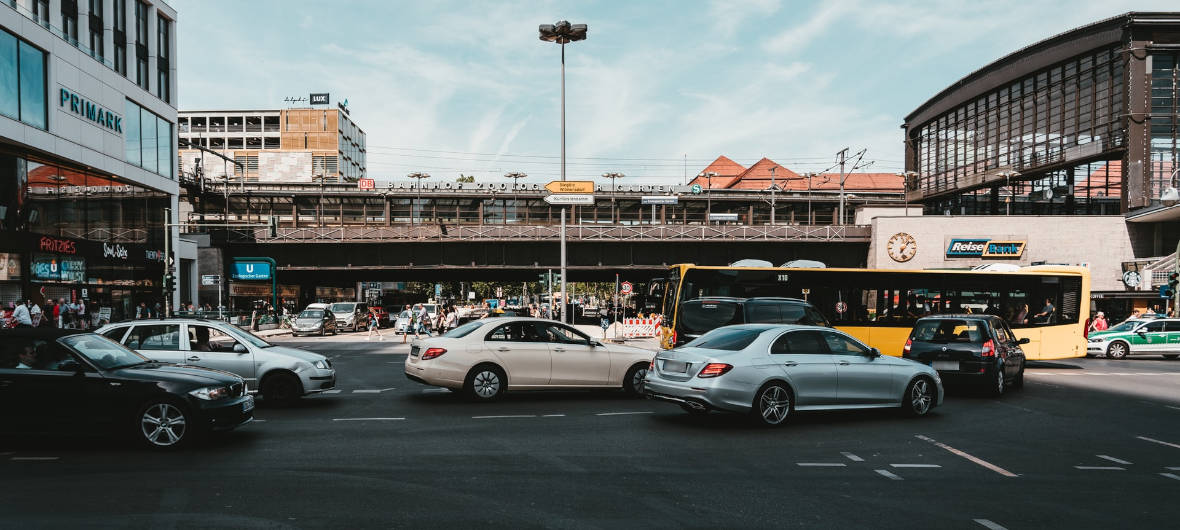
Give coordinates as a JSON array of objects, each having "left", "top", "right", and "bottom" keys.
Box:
[{"left": 456, "top": 174, "right": 475, "bottom": 183}]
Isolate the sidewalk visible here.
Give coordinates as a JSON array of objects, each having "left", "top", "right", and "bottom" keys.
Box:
[
  {"left": 574, "top": 323, "right": 661, "bottom": 351},
  {"left": 252, "top": 327, "right": 292, "bottom": 338}
]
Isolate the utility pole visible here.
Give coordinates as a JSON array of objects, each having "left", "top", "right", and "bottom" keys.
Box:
[
  {"left": 769, "top": 166, "right": 777, "bottom": 226},
  {"left": 837, "top": 148, "right": 848, "bottom": 225}
]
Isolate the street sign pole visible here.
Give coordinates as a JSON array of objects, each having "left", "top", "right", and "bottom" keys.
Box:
[
  {"left": 561, "top": 208, "right": 567, "bottom": 324},
  {"left": 164, "top": 207, "right": 171, "bottom": 318}
]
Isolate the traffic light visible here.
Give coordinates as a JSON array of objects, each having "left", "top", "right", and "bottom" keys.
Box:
[
  {"left": 1166, "top": 271, "right": 1179, "bottom": 299},
  {"left": 268, "top": 216, "right": 278, "bottom": 238},
  {"left": 164, "top": 273, "right": 175, "bottom": 293}
]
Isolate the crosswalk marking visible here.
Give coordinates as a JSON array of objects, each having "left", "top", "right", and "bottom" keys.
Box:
[
  {"left": 874, "top": 469, "right": 903, "bottom": 480},
  {"left": 1096, "top": 455, "right": 1132, "bottom": 465}
]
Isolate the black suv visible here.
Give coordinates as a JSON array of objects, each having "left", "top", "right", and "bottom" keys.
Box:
[
  {"left": 674, "top": 297, "right": 830, "bottom": 346},
  {"left": 0, "top": 329, "right": 254, "bottom": 448},
  {"left": 902, "top": 314, "right": 1028, "bottom": 396}
]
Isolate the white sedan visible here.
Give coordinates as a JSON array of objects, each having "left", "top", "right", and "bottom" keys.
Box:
[{"left": 404, "top": 317, "right": 655, "bottom": 401}]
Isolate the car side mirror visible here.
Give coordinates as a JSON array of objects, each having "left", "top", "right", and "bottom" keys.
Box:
[
  {"left": 591, "top": 340, "right": 604, "bottom": 348},
  {"left": 1018, "top": 338, "right": 1030, "bottom": 345},
  {"left": 58, "top": 360, "right": 83, "bottom": 373},
  {"left": 1136, "top": 330, "right": 1147, "bottom": 336},
  {"left": 867, "top": 347, "right": 881, "bottom": 358},
  {"left": 233, "top": 343, "right": 248, "bottom": 354}
]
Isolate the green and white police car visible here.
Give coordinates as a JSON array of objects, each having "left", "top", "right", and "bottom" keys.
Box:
[{"left": 1087, "top": 318, "right": 1180, "bottom": 359}]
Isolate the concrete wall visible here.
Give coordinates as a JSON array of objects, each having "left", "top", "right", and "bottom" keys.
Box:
[
  {"left": 868, "top": 215, "right": 1145, "bottom": 292},
  {"left": 854, "top": 205, "right": 922, "bottom": 225}
]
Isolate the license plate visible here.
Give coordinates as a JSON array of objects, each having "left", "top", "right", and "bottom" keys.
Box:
[
  {"left": 933, "top": 360, "right": 959, "bottom": 371},
  {"left": 243, "top": 396, "right": 255, "bottom": 412},
  {"left": 411, "top": 346, "right": 420, "bottom": 357},
  {"left": 662, "top": 360, "right": 687, "bottom": 373}
]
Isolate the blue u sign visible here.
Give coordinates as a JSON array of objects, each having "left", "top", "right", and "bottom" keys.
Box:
[{"left": 232, "top": 261, "right": 272, "bottom": 280}]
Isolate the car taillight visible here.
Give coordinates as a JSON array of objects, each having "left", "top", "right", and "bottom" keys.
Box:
[
  {"left": 903, "top": 338, "right": 913, "bottom": 354},
  {"left": 981, "top": 339, "right": 995, "bottom": 357},
  {"left": 671, "top": 330, "right": 678, "bottom": 346},
  {"left": 421, "top": 347, "right": 447, "bottom": 360},
  {"left": 697, "top": 363, "right": 733, "bottom": 378}
]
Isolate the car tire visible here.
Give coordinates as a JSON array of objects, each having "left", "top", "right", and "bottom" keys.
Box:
[
  {"left": 1164, "top": 354, "right": 1179, "bottom": 360},
  {"left": 1106, "top": 341, "right": 1129, "bottom": 359},
  {"left": 903, "top": 376, "right": 937, "bottom": 416},
  {"left": 1012, "top": 362, "right": 1025, "bottom": 390},
  {"left": 989, "top": 366, "right": 1006, "bottom": 398},
  {"left": 622, "top": 363, "right": 648, "bottom": 397},
  {"left": 750, "top": 382, "right": 792, "bottom": 427},
  {"left": 135, "top": 398, "right": 194, "bottom": 449},
  {"left": 262, "top": 372, "right": 303, "bottom": 406},
  {"left": 464, "top": 365, "right": 506, "bottom": 402}
]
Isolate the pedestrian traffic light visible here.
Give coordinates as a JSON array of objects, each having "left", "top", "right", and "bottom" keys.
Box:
[
  {"left": 164, "top": 273, "right": 175, "bottom": 293},
  {"left": 268, "top": 216, "right": 278, "bottom": 238},
  {"left": 1166, "top": 271, "right": 1179, "bottom": 298}
]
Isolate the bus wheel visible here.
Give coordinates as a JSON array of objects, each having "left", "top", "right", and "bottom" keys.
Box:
[{"left": 1106, "top": 341, "right": 1128, "bottom": 359}]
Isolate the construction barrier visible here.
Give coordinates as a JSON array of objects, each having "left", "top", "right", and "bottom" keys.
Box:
[{"left": 622, "top": 316, "right": 662, "bottom": 338}]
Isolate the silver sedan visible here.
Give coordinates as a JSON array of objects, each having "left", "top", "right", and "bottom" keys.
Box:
[{"left": 644, "top": 324, "right": 944, "bottom": 426}]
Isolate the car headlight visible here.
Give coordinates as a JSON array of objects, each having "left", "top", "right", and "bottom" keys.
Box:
[
  {"left": 1088, "top": 337, "right": 1105, "bottom": 343},
  {"left": 189, "top": 386, "right": 230, "bottom": 400},
  {"left": 313, "top": 359, "right": 330, "bottom": 369}
]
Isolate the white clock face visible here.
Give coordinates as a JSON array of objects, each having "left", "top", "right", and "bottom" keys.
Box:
[{"left": 887, "top": 232, "right": 917, "bottom": 262}]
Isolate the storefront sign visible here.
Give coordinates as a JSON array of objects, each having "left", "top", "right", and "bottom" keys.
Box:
[
  {"left": 310, "top": 93, "right": 330, "bottom": 105},
  {"left": 32, "top": 255, "right": 86, "bottom": 282},
  {"left": 58, "top": 87, "right": 123, "bottom": 134},
  {"left": 144, "top": 249, "right": 165, "bottom": 261},
  {"left": 230, "top": 283, "right": 272, "bottom": 297},
  {"left": 39, "top": 236, "right": 77, "bottom": 254},
  {"left": 102, "top": 243, "right": 128, "bottom": 260},
  {"left": 641, "top": 196, "right": 679, "bottom": 205},
  {"left": 946, "top": 238, "right": 1026, "bottom": 258},
  {"left": 358, "top": 178, "right": 375, "bottom": 190},
  {"left": 0, "top": 253, "right": 21, "bottom": 280},
  {"left": 232, "top": 261, "right": 272, "bottom": 281}
]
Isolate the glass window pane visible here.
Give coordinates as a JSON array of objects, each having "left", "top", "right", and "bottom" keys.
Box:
[
  {"left": 18, "top": 41, "right": 45, "bottom": 129},
  {"left": 156, "top": 116, "right": 171, "bottom": 178},
  {"left": 124, "top": 99, "right": 140, "bottom": 165},
  {"left": 140, "top": 107, "right": 156, "bottom": 172},
  {"left": 0, "top": 31, "right": 17, "bottom": 120}
]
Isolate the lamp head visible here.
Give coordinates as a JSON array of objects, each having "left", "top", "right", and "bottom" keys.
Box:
[{"left": 539, "top": 21, "right": 588, "bottom": 44}]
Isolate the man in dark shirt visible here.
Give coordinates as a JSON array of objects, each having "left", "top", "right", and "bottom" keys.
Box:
[{"left": 1033, "top": 298, "right": 1055, "bottom": 324}]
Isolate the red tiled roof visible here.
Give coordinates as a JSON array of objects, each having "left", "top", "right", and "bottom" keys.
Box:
[
  {"left": 810, "top": 172, "right": 904, "bottom": 192},
  {"left": 690, "top": 155, "right": 904, "bottom": 192},
  {"left": 726, "top": 158, "right": 803, "bottom": 190},
  {"left": 689, "top": 155, "right": 746, "bottom": 188}
]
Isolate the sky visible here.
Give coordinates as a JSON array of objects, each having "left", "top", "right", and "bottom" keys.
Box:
[{"left": 174, "top": 0, "right": 1177, "bottom": 185}]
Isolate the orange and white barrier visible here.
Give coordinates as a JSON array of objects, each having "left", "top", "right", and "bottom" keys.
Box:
[{"left": 622, "top": 316, "right": 662, "bottom": 338}]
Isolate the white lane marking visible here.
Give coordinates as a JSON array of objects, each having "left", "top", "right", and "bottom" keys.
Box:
[
  {"left": 874, "top": 469, "right": 903, "bottom": 480},
  {"left": 1161, "top": 473, "right": 1180, "bottom": 481},
  {"left": 1138, "top": 436, "right": 1180, "bottom": 449},
  {"left": 10, "top": 457, "right": 59, "bottom": 461},
  {"left": 1166, "top": 406, "right": 1180, "bottom": 411},
  {"left": 379, "top": 387, "right": 397, "bottom": 392},
  {"left": 1097, "top": 455, "right": 1132, "bottom": 465},
  {"left": 796, "top": 463, "right": 846, "bottom": 467},
  {"left": 841, "top": 452, "right": 864, "bottom": 462},
  {"left": 542, "top": 414, "right": 566, "bottom": 417},
  {"left": 974, "top": 519, "right": 1008, "bottom": 530},
  {"left": 890, "top": 464, "right": 941, "bottom": 468},
  {"left": 422, "top": 389, "right": 450, "bottom": 393},
  {"left": 331, "top": 417, "right": 405, "bottom": 421},
  {"left": 1074, "top": 466, "right": 1125, "bottom": 470},
  {"left": 916, "top": 435, "right": 1019, "bottom": 477},
  {"left": 321, "top": 390, "right": 342, "bottom": 394},
  {"left": 252, "top": 419, "right": 266, "bottom": 422},
  {"left": 1166, "top": 467, "right": 1180, "bottom": 470},
  {"left": 595, "top": 411, "right": 654, "bottom": 416},
  {"left": 352, "top": 390, "right": 381, "bottom": 394},
  {"left": 472, "top": 415, "right": 536, "bottom": 419}
]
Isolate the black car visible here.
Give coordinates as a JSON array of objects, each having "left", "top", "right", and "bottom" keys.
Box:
[
  {"left": 902, "top": 314, "right": 1028, "bottom": 396},
  {"left": 674, "top": 297, "right": 830, "bottom": 347},
  {"left": 0, "top": 329, "right": 254, "bottom": 448}
]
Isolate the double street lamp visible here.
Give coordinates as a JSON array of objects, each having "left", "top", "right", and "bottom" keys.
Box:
[
  {"left": 407, "top": 172, "right": 430, "bottom": 223},
  {"left": 603, "top": 172, "right": 624, "bottom": 223},
  {"left": 504, "top": 172, "right": 527, "bottom": 223},
  {"left": 539, "top": 20, "right": 587, "bottom": 324},
  {"left": 698, "top": 171, "right": 717, "bottom": 223}
]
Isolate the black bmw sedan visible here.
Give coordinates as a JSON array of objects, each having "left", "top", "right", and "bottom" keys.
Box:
[{"left": 0, "top": 329, "right": 254, "bottom": 448}]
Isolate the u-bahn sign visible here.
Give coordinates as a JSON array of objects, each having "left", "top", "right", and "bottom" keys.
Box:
[
  {"left": 545, "top": 181, "right": 594, "bottom": 194},
  {"left": 544, "top": 194, "right": 595, "bottom": 205}
]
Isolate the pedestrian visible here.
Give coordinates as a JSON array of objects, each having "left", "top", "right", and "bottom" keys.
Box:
[
  {"left": 366, "top": 306, "right": 383, "bottom": 341},
  {"left": 75, "top": 298, "right": 87, "bottom": 330},
  {"left": 417, "top": 304, "right": 431, "bottom": 337},
  {"left": 13, "top": 300, "right": 32, "bottom": 328},
  {"left": 444, "top": 307, "right": 458, "bottom": 330},
  {"left": 1088, "top": 312, "right": 1108, "bottom": 334},
  {"left": 402, "top": 304, "right": 413, "bottom": 343}
]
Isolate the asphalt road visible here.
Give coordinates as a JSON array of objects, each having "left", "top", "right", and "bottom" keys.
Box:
[{"left": 3, "top": 331, "right": 1180, "bottom": 529}]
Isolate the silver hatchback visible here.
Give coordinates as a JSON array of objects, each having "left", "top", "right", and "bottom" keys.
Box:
[{"left": 644, "top": 324, "right": 943, "bottom": 426}]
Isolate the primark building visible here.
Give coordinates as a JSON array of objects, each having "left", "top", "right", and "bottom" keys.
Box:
[{"left": 0, "top": 0, "right": 180, "bottom": 322}]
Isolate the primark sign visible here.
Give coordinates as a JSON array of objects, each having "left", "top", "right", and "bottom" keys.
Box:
[{"left": 58, "top": 87, "right": 123, "bottom": 135}]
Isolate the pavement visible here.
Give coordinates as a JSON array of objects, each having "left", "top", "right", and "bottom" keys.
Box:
[
  {"left": 252, "top": 321, "right": 663, "bottom": 349},
  {"left": 4, "top": 333, "right": 1180, "bottom": 528}
]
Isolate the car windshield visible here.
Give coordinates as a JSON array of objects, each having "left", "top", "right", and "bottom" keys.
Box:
[
  {"left": 1106, "top": 321, "right": 1139, "bottom": 333},
  {"left": 60, "top": 334, "right": 149, "bottom": 370},
  {"left": 220, "top": 323, "right": 273, "bottom": 348},
  {"left": 399, "top": 311, "right": 412, "bottom": 319},
  {"left": 330, "top": 303, "right": 355, "bottom": 313},
  {"left": 299, "top": 310, "right": 324, "bottom": 318},
  {"left": 683, "top": 327, "right": 761, "bottom": 351},
  {"left": 442, "top": 320, "right": 484, "bottom": 338}
]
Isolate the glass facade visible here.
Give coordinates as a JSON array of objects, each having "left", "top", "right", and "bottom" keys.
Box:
[
  {"left": 124, "top": 98, "right": 173, "bottom": 179},
  {"left": 0, "top": 28, "right": 46, "bottom": 130},
  {"left": 1151, "top": 53, "right": 1179, "bottom": 204}
]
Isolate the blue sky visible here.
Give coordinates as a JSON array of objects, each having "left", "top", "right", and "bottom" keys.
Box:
[{"left": 175, "top": 0, "right": 1174, "bottom": 184}]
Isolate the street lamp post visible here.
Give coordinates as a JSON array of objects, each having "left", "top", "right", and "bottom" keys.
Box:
[
  {"left": 997, "top": 170, "right": 1020, "bottom": 215},
  {"left": 504, "top": 172, "right": 527, "bottom": 223},
  {"left": 408, "top": 172, "right": 430, "bottom": 224},
  {"left": 603, "top": 172, "right": 623, "bottom": 223},
  {"left": 768, "top": 166, "right": 780, "bottom": 226},
  {"left": 699, "top": 171, "right": 717, "bottom": 224},
  {"left": 540, "top": 20, "right": 587, "bottom": 324},
  {"left": 900, "top": 171, "right": 918, "bottom": 216}
]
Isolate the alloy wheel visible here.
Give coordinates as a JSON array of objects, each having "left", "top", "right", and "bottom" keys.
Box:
[
  {"left": 473, "top": 370, "right": 501, "bottom": 399},
  {"left": 911, "top": 379, "right": 933, "bottom": 415},
  {"left": 140, "top": 403, "right": 187, "bottom": 447},
  {"left": 630, "top": 368, "right": 647, "bottom": 394},
  {"left": 1107, "top": 342, "right": 1127, "bottom": 359},
  {"left": 758, "top": 386, "right": 790, "bottom": 425}
]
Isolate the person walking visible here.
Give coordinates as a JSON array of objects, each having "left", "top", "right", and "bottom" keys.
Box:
[
  {"left": 1088, "top": 312, "right": 1108, "bottom": 333},
  {"left": 366, "top": 306, "right": 383, "bottom": 341},
  {"left": 401, "top": 304, "right": 412, "bottom": 344},
  {"left": 444, "top": 306, "right": 458, "bottom": 331},
  {"left": 13, "top": 300, "right": 32, "bottom": 328},
  {"left": 416, "top": 304, "right": 431, "bottom": 338}
]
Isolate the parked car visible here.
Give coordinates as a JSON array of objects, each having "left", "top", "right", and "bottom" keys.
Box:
[
  {"left": 96, "top": 319, "right": 336, "bottom": 404},
  {"left": 645, "top": 324, "right": 943, "bottom": 426},
  {"left": 373, "top": 306, "right": 391, "bottom": 326},
  {"left": 673, "top": 297, "right": 830, "bottom": 347},
  {"left": 902, "top": 314, "right": 1027, "bottom": 396},
  {"left": 291, "top": 308, "right": 337, "bottom": 336},
  {"left": 404, "top": 317, "right": 654, "bottom": 401},
  {"left": 0, "top": 328, "right": 253, "bottom": 448},
  {"left": 394, "top": 310, "right": 413, "bottom": 334},
  {"left": 330, "top": 302, "right": 370, "bottom": 332},
  {"left": 1087, "top": 318, "right": 1180, "bottom": 360}
]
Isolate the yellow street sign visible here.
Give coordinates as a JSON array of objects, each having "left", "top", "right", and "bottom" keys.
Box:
[{"left": 545, "top": 180, "right": 595, "bottom": 194}]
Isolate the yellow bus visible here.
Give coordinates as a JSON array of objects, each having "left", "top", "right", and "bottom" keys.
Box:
[{"left": 657, "top": 264, "right": 1089, "bottom": 360}]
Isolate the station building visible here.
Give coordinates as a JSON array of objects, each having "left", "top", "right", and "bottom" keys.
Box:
[
  {"left": 894, "top": 12, "right": 1180, "bottom": 319},
  {"left": 0, "top": 0, "right": 180, "bottom": 322}
]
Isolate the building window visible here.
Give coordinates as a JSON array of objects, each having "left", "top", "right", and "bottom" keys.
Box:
[
  {"left": 89, "top": 0, "right": 104, "bottom": 62},
  {"left": 134, "top": 1, "right": 148, "bottom": 90},
  {"left": 124, "top": 98, "right": 173, "bottom": 179},
  {"left": 61, "top": 0, "right": 80, "bottom": 45},
  {"left": 113, "top": 0, "right": 126, "bottom": 76},
  {"left": 155, "top": 15, "right": 169, "bottom": 102},
  {"left": 0, "top": 29, "right": 47, "bottom": 130},
  {"left": 32, "top": 0, "right": 49, "bottom": 27}
]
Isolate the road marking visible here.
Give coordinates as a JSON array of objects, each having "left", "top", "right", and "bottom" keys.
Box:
[
  {"left": 542, "top": 414, "right": 566, "bottom": 417},
  {"left": 352, "top": 390, "right": 381, "bottom": 394},
  {"left": 252, "top": 419, "right": 266, "bottom": 422},
  {"left": 1166, "top": 406, "right": 1180, "bottom": 411},
  {"left": 422, "top": 388, "right": 450, "bottom": 393},
  {"left": 472, "top": 415, "right": 536, "bottom": 419},
  {"left": 1096, "top": 455, "right": 1132, "bottom": 465},
  {"left": 890, "top": 464, "right": 941, "bottom": 468},
  {"left": 1137, "top": 436, "right": 1180, "bottom": 449},
  {"left": 595, "top": 411, "right": 654, "bottom": 416},
  {"left": 974, "top": 519, "right": 1008, "bottom": 530},
  {"left": 916, "top": 435, "right": 1018, "bottom": 477},
  {"left": 796, "top": 463, "right": 846, "bottom": 467},
  {"left": 321, "top": 389, "right": 342, "bottom": 394},
  {"left": 1074, "top": 466, "right": 1125, "bottom": 470},
  {"left": 1166, "top": 467, "right": 1180, "bottom": 470},
  {"left": 379, "top": 387, "right": 397, "bottom": 392},
  {"left": 841, "top": 452, "right": 864, "bottom": 462},
  {"left": 874, "top": 469, "right": 902, "bottom": 480},
  {"left": 10, "top": 457, "right": 59, "bottom": 461},
  {"left": 1161, "top": 473, "right": 1180, "bottom": 481},
  {"left": 331, "top": 417, "right": 405, "bottom": 421}
]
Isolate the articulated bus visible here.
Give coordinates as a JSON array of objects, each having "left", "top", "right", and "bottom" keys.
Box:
[{"left": 657, "top": 264, "right": 1090, "bottom": 359}]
